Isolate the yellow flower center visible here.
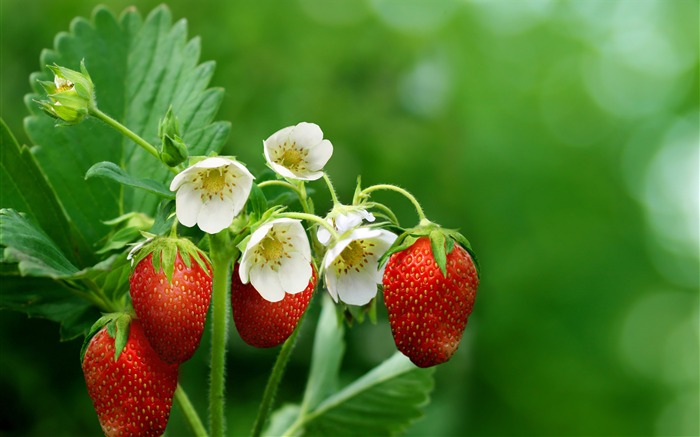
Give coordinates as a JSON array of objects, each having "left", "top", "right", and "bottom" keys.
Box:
[
  {"left": 253, "top": 228, "right": 291, "bottom": 270},
  {"left": 276, "top": 143, "right": 309, "bottom": 172},
  {"left": 335, "top": 240, "right": 375, "bottom": 274},
  {"left": 192, "top": 166, "right": 236, "bottom": 201}
]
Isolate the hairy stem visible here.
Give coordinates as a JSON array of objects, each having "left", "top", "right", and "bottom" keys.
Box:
[
  {"left": 175, "top": 384, "right": 209, "bottom": 437},
  {"left": 209, "top": 233, "right": 234, "bottom": 437},
  {"left": 322, "top": 173, "right": 340, "bottom": 206},
  {"left": 360, "top": 184, "right": 428, "bottom": 223},
  {"left": 89, "top": 106, "right": 176, "bottom": 174},
  {"left": 251, "top": 314, "right": 305, "bottom": 437}
]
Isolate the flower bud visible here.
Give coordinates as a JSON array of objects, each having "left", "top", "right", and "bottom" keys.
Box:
[
  {"left": 158, "top": 107, "right": 188, "bottom": 167},
  {"left": 37, "top": 60, "right": 95, "bottom": 124}
]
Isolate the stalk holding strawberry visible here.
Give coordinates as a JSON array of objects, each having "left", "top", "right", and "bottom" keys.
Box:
[
  {"left": 129, "top": 237, "right": 212, "bottom": 364},
  {"left": 81, "top": 316, "right": 178, "bottom": 437},
  {"left": 382, "top": 231, "right": 479, "bottom": 368}
]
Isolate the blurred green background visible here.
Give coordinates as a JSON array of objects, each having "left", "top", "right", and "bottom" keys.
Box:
[{"left": 1, "top": 0, "right": 698, "bottom": 436}]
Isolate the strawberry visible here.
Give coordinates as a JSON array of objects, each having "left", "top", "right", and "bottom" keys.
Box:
[
  {"left": 81, "top": 316, "right": 178, "bottom": 437},
  {"left": 383, "top": 234, "right": 479, "bottom": 368},
  {"left": 129, "top": 237, "right": 212, "bottom": 364},
  {"left": 231, "top": 264, "right": 317, "bottom": 348}
]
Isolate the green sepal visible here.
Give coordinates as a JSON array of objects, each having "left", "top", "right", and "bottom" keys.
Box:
[
  {"left": 377, "top": 233, "right": 418, "bottom": 269},
  {"left": 79, "top": 312, "right": 132, "bottom": 363},
  {"left": 429, "top": 229, "right": 448, "bottom": 277},
  {"left": 129, "top": 235, "right": 212, "bottom": 284},
  {"left": 377, "top": 222, "right": 481, "bottom": 279},
  {"left": 112, "top": 313, "right": 131, "bottom": 361}
]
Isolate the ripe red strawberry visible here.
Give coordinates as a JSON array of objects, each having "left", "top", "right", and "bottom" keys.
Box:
[
  {"left": 81, "top": 318, "right": 178, "bottom": 437},
  {"left": 129, "top": 239, "right": 212, "bottom": 364},
  {"left": 383, "top": 235, "right": 479, "bottom": 368},
  {"left": 231, "top": 264, "right": 317, "bottom": 348}
]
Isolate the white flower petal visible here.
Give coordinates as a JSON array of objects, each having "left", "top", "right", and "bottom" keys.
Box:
[
  {"left": 250, "top": 264, "right": 285, "bottom": 302},
  {"left": 193, "top": 156, "right": 235, "bottom": 169},
  {"left": 317, "top": 226, "right": 331, "bottom": 246},
  {"left": 197, "top": 195, "right": 235, "bottom": 234},
  {"left": 265, "top": 126, "right": 294, "bottom": 146},
  {"left": 323, "top": 237, "right": 353, "bottom": 270},
  {"left": 294, "top": 170, "right": 324, "bottom": 181},
  {"left": 292, "top": 122, "right": 323, "bottom": 146},
  {"left": 325, "top": 268, "right": 340, "bottom": 303},
  {"left": 305, "top": 139, "right": 333, "bottom": 171},
  {"left": 336, "top": 268, "right": 378, "bottom": 306},
  {"left": 175, "top": 183, "right": 202, "bottom": 227},
  {"left": 279, "top": 256, "right": 312, "bottom": 294},
  {"left": 170, "top": 166, "right": 197, "bottom": 191}
]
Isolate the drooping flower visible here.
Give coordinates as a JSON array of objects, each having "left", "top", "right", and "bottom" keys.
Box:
[
  {"left": 170, "top": 157, "right": 254, "bottom": 234},
  {"left": 323, "top": 227, "right": 397, "bottom": 306},
  {"left": 317, "top": 208, "right": 375, "bottom": 246},
  {"left": 239, "top": 218, "right": 313, "bottom": 302},
  {"left": 263, "top": 122, "right": 333, "bottom": 181}
]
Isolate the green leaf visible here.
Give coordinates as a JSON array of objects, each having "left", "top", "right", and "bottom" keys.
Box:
[
  {"left": 288, "top": 353, "right": 435, "bottom": 436},
  {"left": 0, "top": 275, "right": 99, "bottom": 341},
  {"left": 24, "top": 5, "right": 229, "bottom": 263},
  {"left": 266, "top": 404, "right": 303, "bottom": 437},
  {"left": 301, "top": 295, "right": 346, "bottom": 412},
  {"left": 85, "top": 161, "right": 174, "bottom": 199},
  {"left": 0, "top": 209, "right": 79, "bottom": 278},
  {"left": 0, "top": 118, "right": 88, "bottom": 264}
]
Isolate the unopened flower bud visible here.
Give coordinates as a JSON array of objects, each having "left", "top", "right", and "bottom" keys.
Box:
[
  {"left": 158, "top": 107, "right": 188, "bottom": 167},
  {"left": 36, "top": 60, "right": 94, "bottom": 124}
]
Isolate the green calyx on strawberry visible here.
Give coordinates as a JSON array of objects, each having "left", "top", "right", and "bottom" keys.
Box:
[
  {"left": 81, "top": 314, "right": 178, "bottom": 437},
  {"left": 128, "top": 236, "right": 212, "bottom": 364},
  {"left": 381, "top": 220, "right": 480, "bottom": 368},
  {"left": 231, "top": 263, "right": 317, "bottom": 348}
]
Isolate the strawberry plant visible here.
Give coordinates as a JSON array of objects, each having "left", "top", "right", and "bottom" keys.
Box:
[{"left": 0, "top": 5, "right": 480, "bottom": 437}]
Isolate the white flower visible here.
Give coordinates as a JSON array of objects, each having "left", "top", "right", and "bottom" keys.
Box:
[
  {"left": 239, "top": 218, "right": 313, "bottom": 302},
  {"left": 263, "top": 122, "right": 333, "bottom": 181},
  {"left": 170, "top": 157, "right": 254, "bottom": 234},
  {"left": 323, "top": 227, "right": 397, "bottom": 306},
  {"left": 317, "top": 209, "right": 375, "bottom": 246}
]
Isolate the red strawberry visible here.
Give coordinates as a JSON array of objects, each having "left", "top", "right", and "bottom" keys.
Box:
[
  {"left": 129, "top": 241, "right": 212, "bottom": 364},
  {"left": 81, "top": 318, "right": 178, "bottom": 437},
  {"left": 231, "top": 264, "right": 316, "bottom": 348},
  {"left": 383, "top": 235, "right": 479, "bottom": 368}
]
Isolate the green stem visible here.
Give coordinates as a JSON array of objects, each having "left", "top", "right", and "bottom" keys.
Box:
[
  {"left": 251, "top": 313, "right": 306, "bottom": 437},
  {"left": 175, "top": 384, "right": 209, "bottom": 437},
  {"left": 208, "top": 233, "right": 234, "bottom": 437},
  {"left": 278, "top": 212, "right": 339, "bottom": 241},
  {"left": 89, "top": 106, "right": 176, "bottom": 174},
  {"left": 258, "top": 179, "right": 302, "bottom": 196},
  {"left": 360, "top": 184, "right": 428, "bottom": 224},
  {"left": 366, "top": 201, "right": 400, "bottom": 226},
  {"left": 322, "top": 173, "right": 340, "bottom": 206}
]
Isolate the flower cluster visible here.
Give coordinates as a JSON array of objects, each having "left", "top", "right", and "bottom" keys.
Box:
[{"left": 170, "top": 122, "right": 395, "bottom": 307}]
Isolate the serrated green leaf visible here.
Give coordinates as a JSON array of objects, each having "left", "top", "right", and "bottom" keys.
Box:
[
  {"left": 85, "top": 161, "right": 174, "bottom": 199},
  {"left": 24, "top": 5, "right": 229, "bottom": 265},
  {"left": 290, "top": 353, "right": 435, "bottom": 436},
  {"left": 0, "top": 209, "right": 79, "bottom": 278},
  {"left": 0, "top": 119, "right": 88, "bottom": 264}
]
